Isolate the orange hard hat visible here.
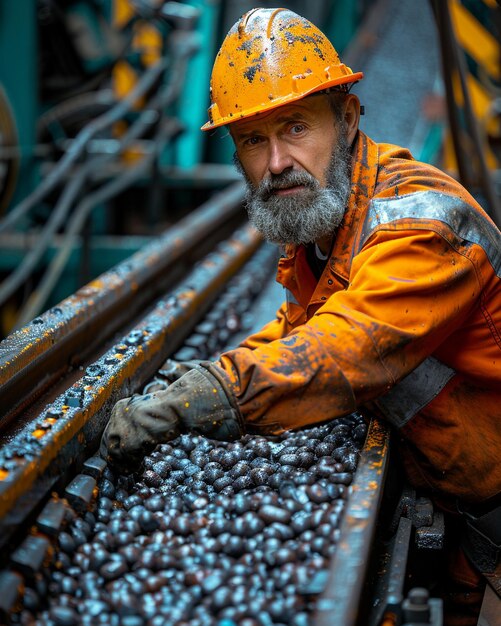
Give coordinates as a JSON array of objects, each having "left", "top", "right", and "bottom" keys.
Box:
[{"left": 201, "top": 7, "right": 363, "bottom": 131}]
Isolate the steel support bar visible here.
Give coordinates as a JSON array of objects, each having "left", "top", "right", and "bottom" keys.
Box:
[
  {"left": 0, "top": 181, "right": 245, "bottom": 429},
  {"left": 0, "top": 223, "right": 262, "bottom": 548},
  {"left": 313, "top": 417, "right": 390, "bottom": 626},
  {"left": 378, "top": 516, "right": 413, "bottom": 625}
]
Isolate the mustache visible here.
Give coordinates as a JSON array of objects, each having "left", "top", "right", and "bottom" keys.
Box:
[{"left": 255, "top": 170, "right": 319, "bottom": 201}]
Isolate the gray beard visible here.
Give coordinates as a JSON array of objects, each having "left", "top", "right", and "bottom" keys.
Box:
[{"left": 236, "top": 131, "right": 352, "bottom": 246}]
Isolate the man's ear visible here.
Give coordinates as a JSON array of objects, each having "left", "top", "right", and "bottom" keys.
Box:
[{"left": 344, "top": 94, "right": 361, "bottom": 145}]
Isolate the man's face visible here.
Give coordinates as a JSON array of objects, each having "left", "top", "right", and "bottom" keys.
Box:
[{"left": 231, "top": 95, "right": 352, "bottom": 246}]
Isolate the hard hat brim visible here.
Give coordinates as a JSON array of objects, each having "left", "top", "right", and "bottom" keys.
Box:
[{"left": 201, "top": 72, "right": 364, "bottom": 132}]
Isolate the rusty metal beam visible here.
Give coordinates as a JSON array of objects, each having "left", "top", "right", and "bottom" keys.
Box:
[
  {"left": 313, "top": 417, "right": 390, "bottom": 626},
  {"left": 0, "top": 223, "right": 261, "bottom": 548},
  {"left": 0, "top": 182, "right": 245, "bottom": 429}
]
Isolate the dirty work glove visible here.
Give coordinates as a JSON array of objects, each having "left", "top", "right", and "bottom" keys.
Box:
[
  {"left": 142, "top": 358, "right": 200, "bottom": 394},
  {"left": 100, "top": 362, "right": 244, "bottom": 473}
]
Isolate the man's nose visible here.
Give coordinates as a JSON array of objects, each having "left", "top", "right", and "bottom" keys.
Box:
[{"left": 267, "top": 138, "right": 294, "bottom": 175}]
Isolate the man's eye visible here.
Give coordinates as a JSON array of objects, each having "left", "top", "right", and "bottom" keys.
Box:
[
  {"left": 290, "top": 124, "right": 305, "bottom": 135},
  {"left": 245, "top": 136, "right": 262, "bottom": 146}
]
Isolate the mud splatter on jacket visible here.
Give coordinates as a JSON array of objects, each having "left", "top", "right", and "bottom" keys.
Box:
[{"left": 215, "top": 130, "right": 501, "bottom": 504}]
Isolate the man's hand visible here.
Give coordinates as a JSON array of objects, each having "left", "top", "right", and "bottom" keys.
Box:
[{"left": 99, "top": 364, "right": 244, "bottom": 473}]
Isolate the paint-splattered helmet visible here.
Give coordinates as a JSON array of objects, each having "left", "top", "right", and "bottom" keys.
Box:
[{"left": 201, "top": 7, "right": 363, "bottom": 131}]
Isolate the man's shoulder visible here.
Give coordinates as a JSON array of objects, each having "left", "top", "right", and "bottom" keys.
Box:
[
  {"left": 374, "top": 142, "right": 462, "bottom": 196},
  {"left": 359, "top": 189, "right": 501, "bottom": 274}
]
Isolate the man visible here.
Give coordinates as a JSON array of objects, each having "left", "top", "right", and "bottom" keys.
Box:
[{"left": 101, "top": 8, "right": 501, "bottom": 624}]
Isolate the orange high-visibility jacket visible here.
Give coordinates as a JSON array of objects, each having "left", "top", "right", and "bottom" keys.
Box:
[{"left": 215, "top": 130, "right": 501, "bottom": 504}]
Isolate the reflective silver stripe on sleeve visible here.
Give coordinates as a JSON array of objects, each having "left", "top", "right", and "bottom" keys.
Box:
[
  {"left": 375, "top": 356, "right": 456, "bottom": 428},
  {"left": 360, "top": 191, "right": 501, "bottom": 276}
]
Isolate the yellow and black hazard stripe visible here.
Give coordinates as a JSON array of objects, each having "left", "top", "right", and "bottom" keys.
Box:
[{"left": 444, "top": 0, "right": 500, "bottom": 172}]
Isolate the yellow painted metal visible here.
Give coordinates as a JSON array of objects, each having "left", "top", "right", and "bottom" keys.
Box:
[
  {"left": 111, "top": 0, "right": 163, "bottom": 160},
  {"left": 466, "top": 75, "right": 498, "bottom": 169},
  {"left": 442, "top": 0, "right": 500, "bottom": 175},
  {"left": 113, "top": 0, "right": 134, "bottom": 30},
  {"left": 446, "top": 71, "right": 498, "bottom": 170},
  {"left": 132, "top": 21, "right": 163, "bottom": 68},
  {"left": 450, "top": 0, "right": 499, "bottom": 81},
  {"left": 112, "top": 59, "right": 139, "bottom": 103}
]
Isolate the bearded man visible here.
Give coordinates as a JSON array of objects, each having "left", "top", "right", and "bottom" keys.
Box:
[{"left": 101, "top": 8, "right": 501, "bottom": 625}]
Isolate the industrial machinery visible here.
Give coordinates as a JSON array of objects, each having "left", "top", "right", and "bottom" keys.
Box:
[
  {"left": 0, "top": 0, "right": 368, "bottom": 336},
  {"left": 0, "top": 1, "right": 499, "bottom": 624}
]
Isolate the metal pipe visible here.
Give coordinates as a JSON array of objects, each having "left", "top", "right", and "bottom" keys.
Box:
[
  {"left": 0, "top": 181, "right": 245, "bottom": 428},
  {"left": 0, "top": 160, "right": 89, "bottom": 307},
  {"left": 14, "top": 118, "right": 184, "bottom": 328},
  {"left": 0, "top": 39, "right": 195, "bottom": 316},
  {"left": 0, "top": 223, "right": 261, "bottom": 548},
  {"left": 0, "top": 58, "right": 168, "bottom": 234}
]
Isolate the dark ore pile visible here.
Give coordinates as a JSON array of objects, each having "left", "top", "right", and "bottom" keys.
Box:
[{"left": 15, "top": 415, "right": 367, "bottom": 626}]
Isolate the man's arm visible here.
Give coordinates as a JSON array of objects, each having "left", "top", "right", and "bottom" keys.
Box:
[
  {"left": 215, "top": 227, "right": 480, "bottom": 433},
  {"left": 100, "top": 227, "right": 480, "bottom": 466},
  {"left": 237, "top": 302, "right": 295, "bottom": 350}
]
